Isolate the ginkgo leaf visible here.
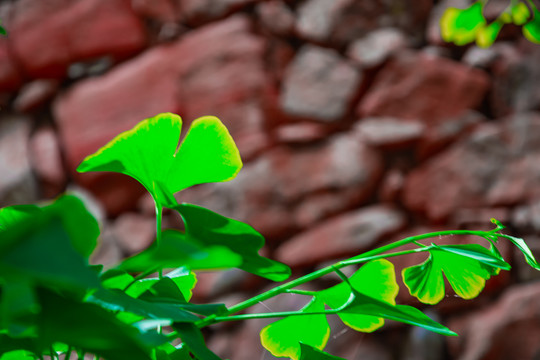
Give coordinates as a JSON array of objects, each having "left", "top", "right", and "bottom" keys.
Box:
[
  {"left": 77, "top": 113, "right": 242, "bottom": 208},
  {"left": 402, "top": 244, "right": 509, "bottom": 305},
  {"left": 440, "top": 2, "right": 486, "bottom": 45},
  {"left": 298, "top": 343, "right": 346, "bottom": 360},
  {"left": 523, "top": 8, "right": 540, "bottom": 43},
  {"left": 318, "top": 260, "right": 455, "bottom": 336},
  {"left": 126, "top": 267, "right": 197, "bottom": 302},
  {"left": 511, "top": 2, "right": 531, "bottom": 25},
  {"left": 503, "top": 234, "right": 540, "bottom": 270},
  {"left": 318, "top": 259, "right": 398, "bottom": 332},
  {"left": 260, "top": 297, "right": 330, "bottom": 360},
  {"left": 476, "top": 21, "right": 502, "bottom": 48},
  {"left": 173, "top": 203, "right": 291, "bottom": 282}
]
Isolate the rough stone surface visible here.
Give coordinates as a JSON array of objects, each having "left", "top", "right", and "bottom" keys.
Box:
[
  {"left": 0, "top": 40, "right": 23, "bottom": 92},
  {"left": 179, "top": 0, "right": 256, "bottom": 24},
  {"left": 354, "top": 117, "right": 425, "bottom": 149},
  {"left": 276, "top": 205, "right": 406, "bottom": 267},
  {"left": 255, "top": 0, "right": 295, "bottom": 36},
  {"left": 280, "top": 45, "right": 361, "bottom": 123},
  {"left": 274, "top": 122, "right": 328, "bottom": 144},
  {"left": 358, "top": 51, "right": 490, "bottom": 125},
  {"left": 0, "top": 116, "right": 38, "bottom": 206},
  {"left": 347, "top": 28, "right": 408, "bottom": 68},
  {"left": 13, "top": 80, "right": 59, "bottom": 113},
  {"left": 11, "top": 0, "right": 146, "bottom": 78},
  {"left": 448, "top": 282, "right": 540, "bottom": 360},
  {"left": 404, "top": 113, "right": 540, "bottom": 221},
  {"left": 111, "top": 213, "right": 156, "bottom": 255}
]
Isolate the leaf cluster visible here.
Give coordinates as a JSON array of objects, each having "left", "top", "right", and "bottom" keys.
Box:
[
  {"left": 440, "top": 0, "right": 540, "bottom": 47},
  {"left": 1, "top": 113, "right": 539, "bottom": 360}
]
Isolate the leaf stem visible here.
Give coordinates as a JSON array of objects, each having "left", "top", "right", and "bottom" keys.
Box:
[
  {"left": 198, "top": 229, "right": 497, "bottom": 328},
  {"left": 155, "top": 203, "right": 163, "bottom": 279}
]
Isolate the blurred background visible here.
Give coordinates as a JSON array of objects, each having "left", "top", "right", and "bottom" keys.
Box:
[{"left": 1, "top": 0, "right": 540, "bottom": 359}]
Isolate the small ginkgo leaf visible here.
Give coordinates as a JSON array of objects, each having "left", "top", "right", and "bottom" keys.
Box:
[
  {"left": 77, "top": 113, "right": 242, "bottom": 208},
  {"left": 440, "top": 2, "right": 486, "bottom": 45},
  {"left": 174, "top": 203, "right": 291, "bottom": 281},
  {"left": 511, "top": 2, "right": 531, "bottom": 25},
  {"left": 402, "top": 244, "right": 508, "bottom": 305},
  {"left": 318, "top": 259, "right": 398, "bottom": 333},
  {"left": 523, "top": 8, "right": 540, "bottom": 43},
  {"left": 298, "top": 343, "right": 346, "bottom": 360},
  {"left": 127, "top": 267, "right": 197, "bottom": 302},
  {"left": 476, "top": 21, "right": 503, "bottom": 48},
  {"left": 260, "top": 297, "right": 330, "bottom": 360}
]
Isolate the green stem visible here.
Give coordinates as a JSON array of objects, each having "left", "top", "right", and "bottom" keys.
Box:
[
  {"left": 155, "top": 203, "right": 163, "bottom": 279},
  {"left": 284, "top": 289, "right": 317, "bottom": 296},
  {"left": 197, "top": 229, "right": 495, "bottom": 328}
]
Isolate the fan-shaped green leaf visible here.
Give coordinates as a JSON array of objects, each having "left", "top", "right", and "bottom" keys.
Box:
[
  {"left": 174, "top": 203, "right": 291, "bottom": 281},
  {"left": 77, "top": 113, "right": 242, "bottom": 208},
  {"left": 118, "top": 229, "right": 242, "bottom": 273},
  {"left": 476, "top": 21, "right": 502, "bottom": 48},
  {"left": 440, "top": 2, "right": 486, "bottom": 45},
  {"left": 512, "top": 2, "right": 531, "bottom": 25},
  {"left": 318, "top": 259, "right": 398, "bottom": 332},
  {"left": 260, "top": 297, "right": 330, "bottom": 360},
  {"left": 402, "top": 244, "right": 508, "bottom": 305},
  {"left": 126, "top": 267, "right": 197, "bottom": 301},
  {"left": 523, "top": 8, "right": 540, "bottom": 43},
  {"left": 299, "top": 343, "right": 346, "bottom": 360}
]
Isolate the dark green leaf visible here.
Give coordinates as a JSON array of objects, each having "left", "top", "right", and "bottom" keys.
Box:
[
  {"left": 402, "top": 244, "right": 508, "bottom": 305},
  {"left": 299, "top": 343, "right": 346, "bottom": 360},
  {"left": 172, "top": 323, "right": 222, "bottom": 360},
  {"left": 174, "top": 203, "right": 291, "bottom": 281},
  {"left": 0, "top": 216, "right": 100, "bottom": 292},
  {"left": 260, "top": 297, "right": 330, "bottom": 360},
  {"left": 0, "top": 279, "right": 39, "bottom": 337},
  {"left": 87, "top": 288, "right": 201, "bottom": 323},
  {"left": 37, "top": 288, "right": 166, "bottom": 360},
  {"left": 118, "top": 229, "right": 242, "bottom": 273},
  {"left": 126, "top": 267, "right": 197, "bottom": 301},
  {"left": 77, "top": 113, "right": 242, "bottom": 208}
]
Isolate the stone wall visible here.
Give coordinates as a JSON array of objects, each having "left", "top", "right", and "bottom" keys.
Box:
[{"left": 1, "top": 0, "right": 540, "bottom": 359}]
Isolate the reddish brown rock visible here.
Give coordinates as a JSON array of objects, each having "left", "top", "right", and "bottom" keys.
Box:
[
  {"left": 280, "top": 45, "right": 362, "bottom": 123},
  {"left": 404, "top": 113, "right": 540, "bottom": 222},
  {"left": 448, "top": 282, "right": 540, "bottom": 360},
  {"left": 276, "top": 205, "right": 406, "bottom": 268},
  {"left": 353, "top": 117, "right": 425, "bottom": 150},
  {"left": 131, "top": 0, "right": 178, "bottom": 22},
  {"left": 55, "top": 16, "right": 271, "bottom": 213},
  {"left": 10, "top": 0, "right": 146, "bottom": 78},
  {"left": 13, "top": 80, "right": 59, "bottom": 113},
  {"left": 179, "top": 0, "right": 256, "bottom": 25},
  {"left": 0, "top": 40, "right": 23, "bottom": 92},
  {"left": 111, "top": 213, "right": 156, "bottom": 255},
  {"left": 28, "top": 126, "right": 66, "bottom": 198},
  {"left": 0, "top": 116, "right": 38, "bottom": 206},
  {"left": 179, "top": 130, "right": 383, "bottom": 240},
  {"left": 358, "top": 51, "right": 490, "bottom": 126},
  {"left": 255, "top": 0, "right": 295, "bottom": 36},
  {"left": 274, "top": 122, "right": 328, "bottom": 144}
]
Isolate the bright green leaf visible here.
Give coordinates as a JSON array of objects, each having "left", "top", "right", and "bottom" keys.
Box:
[
  {"left": 440, "top": 2, "right": 487, "bottom": 45},
  {"left": 402, "top": 244, "right": 508, "bottom": 305},
  {"left": 512, "top": 2, "right": 531, "bottom": 25},
  {"left": 0, "top": 351, "right": 35, "bottom": 360},
  {"left": 299, "top": 343, "right": 346, "bottom": 360},
  {"left": 503, "top": 234, "right": 540, "bottom": 270},
  {"left": 118, "top": 229, "right": 242, "bottom": 273},
  {"left": 476, "top": 21, "right": 503, "bottom": 48},
  {"left": 101, "top": 269, "right": 136, "bottom": 290},
  {"left": 260, "top": 297, "right": 330, "bottom": 360},
  {"left": 77, "top": 113, "right": 242, "bottom": 208},
  {"left": 523, "top": 8, "right": 540, "bottom": 43},
  {"left": 126, "top": 267, "right": 197, "bottom": 301},
  {"left": 318, "top": 259, "right": 398, "bottom": 332},
  {"left": 174, "top": 203, "right": 291, "bottom": 281}
]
